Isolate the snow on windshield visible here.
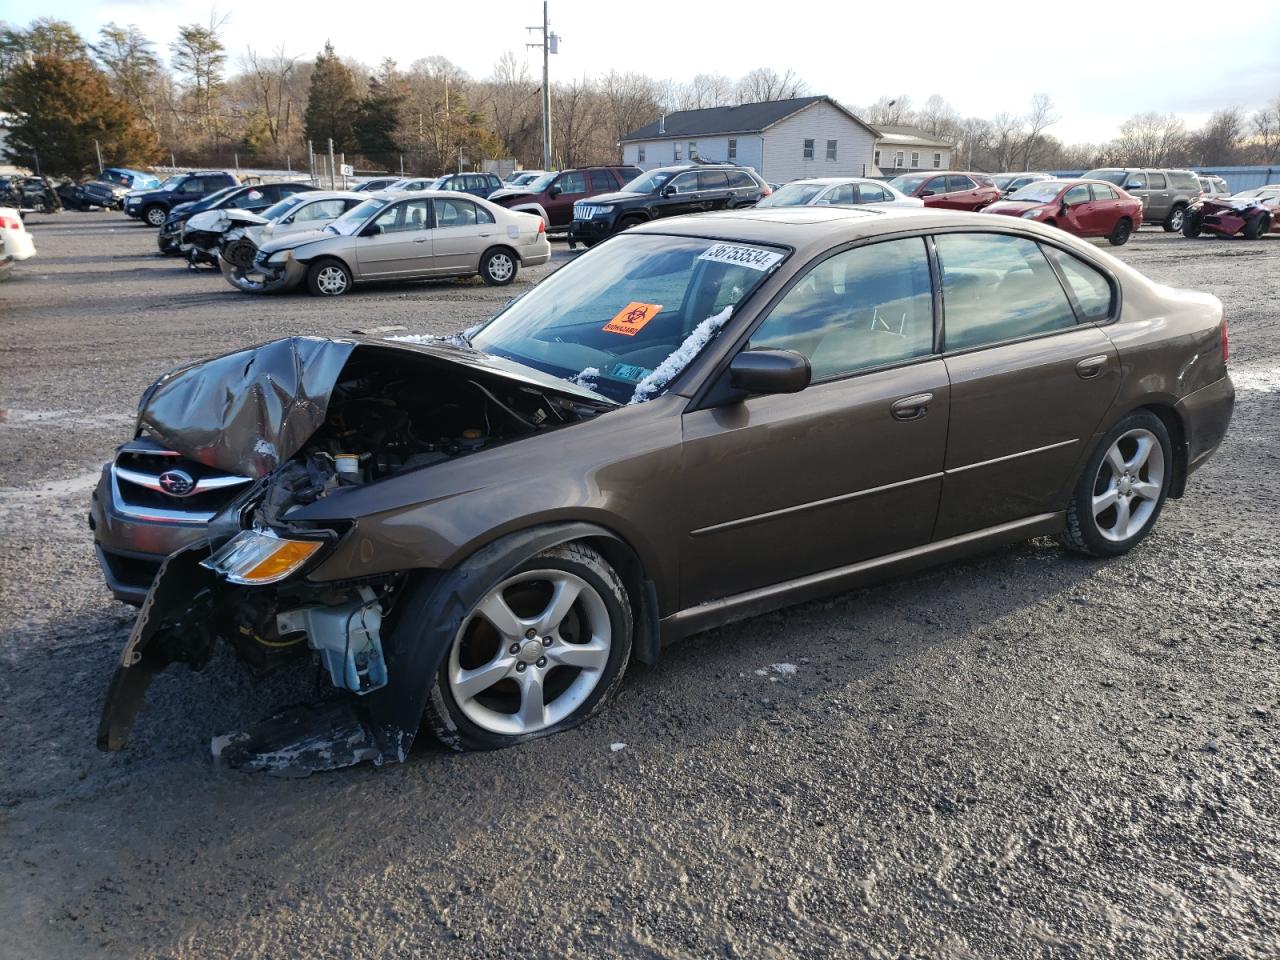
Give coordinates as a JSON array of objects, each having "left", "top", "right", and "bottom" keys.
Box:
[{"left": 630, "top": 306, "right": 732, "bottom": 404}]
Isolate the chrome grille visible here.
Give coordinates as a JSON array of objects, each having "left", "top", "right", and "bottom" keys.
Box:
[
  {"left": 110, "top": 437, "right": 252, "bottom": 524},
  {"left": 573, "top": 203, "right": 604, "bottom": 220}
]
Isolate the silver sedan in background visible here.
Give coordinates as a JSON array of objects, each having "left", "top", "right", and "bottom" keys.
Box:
[
  {"left": 756, "top": 177, "right": 923, "bottom": 209},
  {"left": 222, "top": 191, "right": 551, "bottom": 296}
]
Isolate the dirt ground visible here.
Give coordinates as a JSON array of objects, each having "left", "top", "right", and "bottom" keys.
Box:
[{"left": 1, "top": 214, "right": 1278, "bottom": 959}]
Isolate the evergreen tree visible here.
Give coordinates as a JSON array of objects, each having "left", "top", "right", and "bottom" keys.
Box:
[
  {"left": 355, "top": 68, "right": 403, "bottom": 166},
  {"left": 304, "top": 42, "right": 359, "bottom": 153}
]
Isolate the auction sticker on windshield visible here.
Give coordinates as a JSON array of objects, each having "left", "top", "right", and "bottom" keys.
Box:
[
  {"left": 697, "top": 243, "right": 784, "bottom": 272},
  {"left": 604, "top": 302, "right": 663, "bottom": 336}
]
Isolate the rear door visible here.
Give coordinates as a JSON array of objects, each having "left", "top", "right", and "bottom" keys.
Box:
[
  {"left": 355, "top": 198, "right": 434, "bottom": 277},
  {"left": 680, "top": 236, "right": 949, "bottom": 605},
  {"left": 932, "top": 231, "right": 1121, "bottom": 537},
  {"left": 947, "top": 175, "right": 979, "bottom": 209},
  {"left": 1145, "top": 172, "right": 1170, "bottom": 221},
  {"left": 698, "top": 170, "right": 733, "bottom": 209},
  {"left": 430, "top": 197, "right": 495, "bottom": 272}
]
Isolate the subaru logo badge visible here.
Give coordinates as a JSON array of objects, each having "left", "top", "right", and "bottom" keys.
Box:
[{"left": 158, "top": 469, "right": 196, "bottom": 497}]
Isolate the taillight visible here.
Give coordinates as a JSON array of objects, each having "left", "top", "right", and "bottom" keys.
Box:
[
  {"left": 0, "top": 216, "right": 20, "bottom": 230},
  {"left": 760, "top": 185, "right": 772, "bottom": 196},
  {"left": 537, "top": 218, "right": 546, "bottom": 234},
  {"left": 1221, "top": 318, "right": 1229, "bottom": 365}
]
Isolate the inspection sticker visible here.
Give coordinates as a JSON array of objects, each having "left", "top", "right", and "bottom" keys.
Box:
[
  {"left": 697, "top": 242, "right": 783, "bottom": 272},
  {"left": 603, "top": 302, "right": 663, "bottom": 336}
]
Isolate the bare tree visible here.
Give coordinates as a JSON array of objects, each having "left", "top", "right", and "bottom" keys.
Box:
[
  {"left": 1018, "top": 93, "right": 1058, "bottom": 170},
  {"left": 734, "top": 67, "right": 807, "bottom": 104},
  {"left": 860, "top": 95, "right": 914, "bottom": 127},
  {"left": 170, "top": 10, "right": 230, "bottom": 137},
  {"left": 551, "top": 76, "right": 603, "bottom": 168},
  {"left": 1113, "top": 112, "right": 1188, "bottom": 167},
  {"left": 989, "top": 112, "right": 1025, "bottom": 171},
  {"left": 1250, "top": 97, "right": 1280, "bottom": 163},
  {"left": 480, "top": 51, "right": 540, "bottom": 165},
  {"left": 917, "top": 94, "right": 961, "bottom": 140},
  {"left": 242, "top": 45, "right": 302, "bottom": 158},
  {"left": 601, "top": 70, "right": 661, "bottom": 144}
]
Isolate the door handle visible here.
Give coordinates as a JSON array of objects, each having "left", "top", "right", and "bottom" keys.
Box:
[
  {"left": 891, "top": 393, "right": 933, "bottom": 421},
  {"left": 1075, "top": 355, "right": 1108, "bottom": 379}
]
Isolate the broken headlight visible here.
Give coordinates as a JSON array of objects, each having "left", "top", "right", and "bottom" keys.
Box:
[{"left": 201, "top": 529, "right": 324, "bottom": 585}]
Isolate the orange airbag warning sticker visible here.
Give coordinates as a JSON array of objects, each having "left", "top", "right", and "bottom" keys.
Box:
[{"left": 603, "top": 301, "right": 662, "bottom": 336}]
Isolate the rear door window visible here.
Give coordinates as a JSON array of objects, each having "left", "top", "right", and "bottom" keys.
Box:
[
  {"left": 727, "top": 171, "right": 755, "bottom": 189},
  {"left": 947, "top": 175, "right": 975, "bottom": 192},
  {"left": 859, "top": 183, "right": 889, "bottom": 203},
  {"left": 699, "top": 170, "right": 729, "bottom": 190},
  {"left": 435, "top": 197, "right": 480, "bottom": 227},
  {"left": 1089, "top": 184, "right": 1117, "bottom": 201},
  {"left": 1147, "top": 173, "right": 1167, "bottom": 189},
  {"left": 748, "top": 237, "right": 935, "bottom": 380},
  {"left": 589, "top": 170, "right": 616, "bottom": 192},
  {"left": 935, "top": 233, "right": 1079, "bottom": 351}
]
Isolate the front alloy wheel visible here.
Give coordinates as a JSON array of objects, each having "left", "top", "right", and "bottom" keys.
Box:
[
  {"left": 307, "top": 259, "right": 352, "bottom": 296},
  {"left": 144, "top": 206, "right": 167, "bottom": 227},
  {"left": 427, "top": 543, "right": 632, "bottom": 750},
  {"left": 1063, "top": 412, "right": 1171, "bottom": 556}
]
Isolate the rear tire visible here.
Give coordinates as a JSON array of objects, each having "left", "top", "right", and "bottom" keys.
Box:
[
  {"left": 1108, "top": 218, "right": 1133, "bottom": 246},
  {"left": 424, "top": 543, "right": 633, "bottom": 751},
  {"left": 1243, "top": 213, "right": 1268, "bottom": 240},
  {"left": 306, "top": 258, "right": 353, "bottom": 296},
  {"left": 479, "top": 247, "right": 517, "bottom": 286},
  {"left": 1062, "top": 411, "right": 1172, "bottom": 557},
  {"left": 1163, "top": 205, "right": 1186, "bottom": 232}
]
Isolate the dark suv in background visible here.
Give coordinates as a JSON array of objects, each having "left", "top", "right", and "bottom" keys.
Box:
[
  {"left": 125, "top": 171, "right": 239, "bottom": 226},
  {"left": 432, "top": 172, "right": 505, "bottom": 199},
  {"left": 1083, "top": 168, "right": 1202, "bottom": 231},
  {"left": 569, "top": 163, "right": 769, "bottom": 246},
  {"left": 489, "top": 166, "right": 642, "bottom": 233}
]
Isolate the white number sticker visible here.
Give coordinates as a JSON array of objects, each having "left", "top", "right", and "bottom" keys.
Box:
[{"left": 697, "top": 243, "right": 784, "bottom": 272}]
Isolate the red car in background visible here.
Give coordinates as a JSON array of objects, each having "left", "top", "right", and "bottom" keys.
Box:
[
  {"left": 1183, "top": 187, "right": 1280, "bottom": 240},
  {"left": 982, "top": 179, "right": 1144, "bottom": 246},
  {"left": 886, "top": 171, "right": 1001, "bottom": 210}
]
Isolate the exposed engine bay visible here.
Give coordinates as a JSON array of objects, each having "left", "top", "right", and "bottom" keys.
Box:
[{"left": 99, "top": 336, "right": 615, "bottom": 774}]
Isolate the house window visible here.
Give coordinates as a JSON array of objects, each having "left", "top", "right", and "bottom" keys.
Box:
[
  {"left": 933, "top": 152, "right": 941, "bottom": 168},
  {"left": 728, "top": 138, "right": 737, "bottom": 161},
  {"left": 874, "top": 149, "right": 881, "bottom": 167},
  {"left": 910, "top": 151, "right": 920, "bottom": 168},
  {"left": 688, "top": 141, "right": 696, "bottom": 159},
  {"left": 826, "top": 139, "right": 837, "bottom": 161},
  {"left": 895, "top": 151, "right": 904, "bottom": 168},
  {"left": 674, "top": 142, "right": 682, "bottom": 161},
  {"left": 803, "top": 139, "right": 815, "bottom": 160},
  {"left": 638, "top": 145, "right": 645, "bottom": 163}
]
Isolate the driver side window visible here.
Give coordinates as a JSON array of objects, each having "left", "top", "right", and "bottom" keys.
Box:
[
  {"left": 671, "top": 173, "right": 700, "bottom": 194},
  {"left": 1063, "top": 185, "right": 1090, "bottom": 205},
  {"left": 374, "top": 199, "right": 430, "bottom": 233},
  {"left": 748, "top": 238, "right": 935, "bottom": 381}
]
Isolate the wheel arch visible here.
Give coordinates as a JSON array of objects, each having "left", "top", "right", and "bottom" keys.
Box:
[
  {"left": 482, "top": 242, "right": 523, "bottom": 265},
  {"left": 1138, "top": 401, "right": 1188, "bottom": 499}
]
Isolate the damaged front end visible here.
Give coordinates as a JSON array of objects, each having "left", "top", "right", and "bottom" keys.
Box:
[
  {"left": 220, "top": 246, "right": 305, "bottom": 293},
  {"left": 98, "top": 335, "right": 614, "bottom": 774},
  {"left": 185, "top": 208, "right": 267, "bottom": 269}
]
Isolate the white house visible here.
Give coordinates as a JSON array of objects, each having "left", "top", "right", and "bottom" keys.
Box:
[
  {"left": 620, "top": 96, "right": 880, "bottom": 183},
  {"left": 873, "top": 125, "right": 954, "bottom": 175}
]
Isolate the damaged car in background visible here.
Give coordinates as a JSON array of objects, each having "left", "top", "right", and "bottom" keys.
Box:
[
  {"left": 157, "top": 181, "right": 317, "bottom": 259},
  {"left": 94, "top": 206, "right": 1233, "bottom": 775},
  {"left": 221, "top": 191, "right": 549, "bottom": 295},
  {"left": 182, "top": 191, "right": 364, "bottom": 270},
  {"left": 1182, "top": 186, "right": 1280, "bottom": 240}
]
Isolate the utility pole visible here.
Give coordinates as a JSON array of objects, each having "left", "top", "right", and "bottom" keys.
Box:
[
  {"left": 527, "top": 2, "right": 560, "bottom": 170},
  {"left": 94, "top": 139, "right": 104, "bottom": 173}
]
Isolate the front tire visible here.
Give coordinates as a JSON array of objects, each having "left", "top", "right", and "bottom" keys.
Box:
[
  {"left": 1163, "top": 205, "right": 1186, "bottom": 232},
  {"left": 1243, "top": 212, "right": 1268, "bottom": 240},
  {"left": 1182, "top": 211, "right": 1203, "bottom": 238},
  {"left": 1108, "top": 218, "right": 1133, "bottom": 246},
  {"left": 479, "top": 247, "right": 517, "bottom": 286},
  {"left": 143, "top": 205, "right": 166, "bottom": 227},
  {"left": 1062, "top": 411, "right": 1171, "bottom": 557},
  {"left": 306, "top": 258, "right": 353, "bottom": 296},
  {"left": 425, "top": 543, "right": 632, "bottom": 751}
]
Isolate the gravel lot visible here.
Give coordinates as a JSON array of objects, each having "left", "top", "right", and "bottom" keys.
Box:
[{"left": 2, "top": 213, "right": 1278, "bottom": 959}]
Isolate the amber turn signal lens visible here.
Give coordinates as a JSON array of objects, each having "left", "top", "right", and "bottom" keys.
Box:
[{"left": 201, "top": 530, "right": 325, "bottom": 585}]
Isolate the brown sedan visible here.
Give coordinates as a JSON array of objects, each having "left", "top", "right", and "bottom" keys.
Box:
[{"left": 97, "top": 206, "right": 1234, "bottom": 773}]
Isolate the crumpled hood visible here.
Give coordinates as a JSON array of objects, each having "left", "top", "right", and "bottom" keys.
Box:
[
  {"left": 258, "top": 228, "right": 334, "bottom": 255},
  {"left": 983, "top": 200, "right": 1045, "bottom": 216},
  {"left": 187, "top": 207, "right": 270, "bottom": 234},
  {"left": 1204, "top": 196, "right": 1279, "bottom": 213},
  {"left": 136, "top": 336, "right": 616, "bottom": 478},
  {"left": 488, "top": 188, "right": 531, "bottom": 203}
]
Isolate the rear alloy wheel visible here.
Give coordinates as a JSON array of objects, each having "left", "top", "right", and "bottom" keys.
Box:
[
  {"left": 306, "top": 259, "right": 352, "bottom": 296},
  {"left": 143, "top": 205, "right": 167, "bottom": 227},
  {"left": 1243, "top": 213, "right": 1268, "bottom": 240},
  {"left": 1062, "top": 411, "right": 1171, "bottom": 557},
  {"left": 480, "top": 248, "right": 517, "bottom": 286},
  {"left": 1108, "top": 218, "right": 1133, "bottom": 246},
  {"left": 1163, "top": 205, "right": 1186, "bottom": 232},
  {"left": 426, "top": 544, "right": 632, "bottom": 750}
]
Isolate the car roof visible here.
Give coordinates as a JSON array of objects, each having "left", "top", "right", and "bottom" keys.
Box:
[{"left": 783, "top": 176, "right": 886, "bottom": 186}]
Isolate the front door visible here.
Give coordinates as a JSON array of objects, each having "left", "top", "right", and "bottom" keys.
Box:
[
  {"left": 545, "top": 170, "right": 588, "bottom": 225},
  {"left": 355, "top": 198, "right": 434, "bottom": 277},
  {"left": 1057, "top": 183, "right": 1095, "bottom": 236},
  {"left": 932, "top": 231, "right": 1121, "bottom": 538},
  {"left": 679, "top": 236, "right": 948, "bottom": 606},
  {"left": 658, "top": 171, "right": 705, "bottom": 219}
]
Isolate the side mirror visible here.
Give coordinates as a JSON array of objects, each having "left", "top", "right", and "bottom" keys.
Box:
[
  {"left": 548, "top": 185, "right": 561, "bottom": 198},
  {"left": 728, "top": 349, "right": 811, "bottom": 396},
  {"left": 662, "top": 185, "right": 677, "bottom": 198},
  {"left": 362, "top": 222, "right": 383, "bottom": 237}
]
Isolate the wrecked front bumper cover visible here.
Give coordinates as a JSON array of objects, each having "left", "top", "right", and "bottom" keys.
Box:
[{"left": 220, "top": 252, "right": 306, "bottom": 293}]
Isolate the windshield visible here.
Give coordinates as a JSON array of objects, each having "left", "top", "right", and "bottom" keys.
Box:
[
  {"left": 522, "top": 173, "right": 557, "bottom": 192},
  {"left": 887, "top": 174, "right": 930, "bottom": 194},
  {"left": 1085, "top": 169, "right": 1127, "bottom": 186},
  {"left": 262, "top": 194, "right": 308, "bottom": 221},
  {"left": 470, "top": 234, "right": 785, "bottom": 404},
  {"left": 202, "top": 186, "right": 244, "bottom": 208},
  {"left": 1008, "top": 182, "right": 1064, "bottom": 203},
  {"left": 326, "top": 197, "right": 387, "bottom": 234},
  {"left": 621, "top": 170, "right": 676, "bottom": 194},
  {"left": 158, "top": 176, "right": 183, "bottom": 191},
  {"left": 757, "top": 182, "right": 826, "bottom": 207},
  {"left": 993, "top": 175, "right": 1017, "bottom": 190}
]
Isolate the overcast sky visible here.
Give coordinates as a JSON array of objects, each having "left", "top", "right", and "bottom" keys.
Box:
[{"left": 51, "top": 0, "right": 1280, "bottom": 144}]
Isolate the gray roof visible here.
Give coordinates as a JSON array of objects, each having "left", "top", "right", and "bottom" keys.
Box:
[
  {"left": 874, "top": 125, "right": 954, "bottom": 149},
  {"left": 621, "top": 96, "right": 878, "bottom": 142}
]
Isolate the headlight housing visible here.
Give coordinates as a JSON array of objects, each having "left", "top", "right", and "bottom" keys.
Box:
[
  {"left": 266, "top": 249, "right": 293, "bottom": 264},
  {"left": 593, "top": 205, "right": 613, "bottom": 215},
  {"left": 1020, "top": 209, "right": 1041, "bottom": 219},
  {"left": 201, "top": 529, "right": 325, "bottom": 585}
]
